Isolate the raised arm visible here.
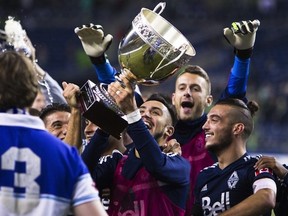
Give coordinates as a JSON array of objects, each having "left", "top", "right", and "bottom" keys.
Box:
[
  {"left": 220, "top": 19, "right": 260, "bottom": 102},
  {"left": 62, "top": 82, "right": 82, "bottom": 152},
  {"left": 107, "top": 73, "right": 190, "bottom": 184},
  {"left": 74, "top": 24, "right": 117, "bottom": 84}
]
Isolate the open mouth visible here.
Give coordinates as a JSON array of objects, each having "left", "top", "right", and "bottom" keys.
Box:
[{"left": 181, "top": 101, "right": 193, "bottom": 108}]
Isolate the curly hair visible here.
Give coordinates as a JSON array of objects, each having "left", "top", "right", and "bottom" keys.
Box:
[{"left": 0, "top": 51, "right": 38, "bottom": 109}]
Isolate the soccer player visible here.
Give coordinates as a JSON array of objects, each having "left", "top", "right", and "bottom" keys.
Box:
[
  {"left": 192, "top": 98, "right": 276, "bottom": 216},
  {"left": 40, "top": 81, "right": 83, "bottom": 151},
  {"left": 86, "top": 74, "right": 191, "bottom": 215},
  {"left": 0, "top": 51, "right": 107, "bottom": 215},
  {"left": 170, "top": 19, "right": 260, "bottom": 215}
]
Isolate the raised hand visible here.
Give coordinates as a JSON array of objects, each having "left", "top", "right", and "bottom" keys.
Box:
[
  {"left": 74, "top": 23, "right": 113, "bottom": 57},
  {"left": 223, "top": 19, "right": 260, "bottom": 58}
]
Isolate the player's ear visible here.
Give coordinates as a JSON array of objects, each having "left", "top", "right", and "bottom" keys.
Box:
[
  {"left": 164, "top": 125, "right": 174, "bottom": 137},
  {"left": 233, "top": 123, "right": 245, "bottom": 135},
  {"left": 206, "top": 94, "right": 213, "bottom": 107}
]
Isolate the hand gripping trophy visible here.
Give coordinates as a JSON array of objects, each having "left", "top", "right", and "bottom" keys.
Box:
[{"left": 77, "top": 2, "right": 196, "bottom": 139}]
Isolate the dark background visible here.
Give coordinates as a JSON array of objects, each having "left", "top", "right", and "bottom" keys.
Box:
[{"left": 1, "top": 0, "right": 288, "bottom": 154}]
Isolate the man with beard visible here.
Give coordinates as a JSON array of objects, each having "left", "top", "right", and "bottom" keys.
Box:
[
  {"left": 86, "top": 74, "right": 190, "bottom": 215},
  {"left": 170, "top": 19, "right": 260, "bottom": 214},
  {"left": 192, "top": 98, "right": 276, "bottom": 216}
]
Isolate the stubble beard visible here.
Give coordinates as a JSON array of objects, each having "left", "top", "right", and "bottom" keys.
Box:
[{"left": 206, "top": 130, "right": 233, "bottom": 154}]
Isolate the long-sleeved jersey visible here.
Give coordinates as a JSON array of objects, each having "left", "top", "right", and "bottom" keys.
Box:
[{"left": 90, "top": 119, "right": 191, "bottom": 215}]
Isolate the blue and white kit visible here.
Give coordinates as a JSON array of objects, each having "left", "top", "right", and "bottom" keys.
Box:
[{"left": 0, "top": 111, "right": 100, "bottom": 215}]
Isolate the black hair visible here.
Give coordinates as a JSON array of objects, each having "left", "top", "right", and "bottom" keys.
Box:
[
  {"left": 215, "top": 98, "right": 259, "bottom": 117},
  {"left": 215, "top": 98, "right": 259, "bottom": 139},
  {"left": 145, "top": 93, "right": 176, "bottom": 126},
  {"left": 39, "top": 103, "right": 71, "bottom": 121}
]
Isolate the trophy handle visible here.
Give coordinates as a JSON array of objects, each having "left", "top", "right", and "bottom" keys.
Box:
[
  {"left": 153, "top": 2, "right": 166, "bottom": 14},
  {"left": 150, "top": 44, "right": 188, "bottom": 78}
]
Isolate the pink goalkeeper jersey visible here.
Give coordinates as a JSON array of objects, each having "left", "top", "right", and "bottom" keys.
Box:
[{"left": 107, "top": 156, "right": 185, "bottom": 216}]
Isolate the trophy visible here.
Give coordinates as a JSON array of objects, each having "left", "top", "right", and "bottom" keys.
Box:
[
  {"left": 118, "top": 2, "right": 195, "bottom": 85},
  {"left": 79, "top": 2, "right": 196, "bottom": 139}
]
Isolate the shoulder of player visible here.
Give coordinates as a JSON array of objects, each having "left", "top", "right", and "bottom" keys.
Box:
[
  {"left": 200, "top": 162, "right": 219, "bottom": 173},
  {"left": 242, "top": 154, "right": 262, "bottom": 163},
  {"left": 98, "top": 149, "right": 124, "bottom": 164}
]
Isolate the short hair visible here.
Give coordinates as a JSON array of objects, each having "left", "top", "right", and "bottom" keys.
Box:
[
  {"left": 0, "top": 51, "right": 38, "bottom": 109},
  {"left": 145, "top": 93, "right": 177, "bottom": 126},
  {"left": 215, "top": 98, "right": 259, "bottom": 139},
  {"left": 39, "top": 103, "right": 71, "bottom": 121},
  {"left": 176, "top": 65, "right": 211, "bottom": 94}
]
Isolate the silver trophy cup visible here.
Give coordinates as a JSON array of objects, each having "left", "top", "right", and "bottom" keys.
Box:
[
  {"left": 118, "top": 2, "right": 196, "bottom": 85},
  {"left": 79, "top": 2, "right": 196, "bottom": 138}
]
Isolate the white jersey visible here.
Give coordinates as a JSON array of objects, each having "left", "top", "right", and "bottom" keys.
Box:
[{"left": 0, "top": 112, "right": 100, "bottom": 216}]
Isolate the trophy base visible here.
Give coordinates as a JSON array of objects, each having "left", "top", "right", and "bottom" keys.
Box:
[{"left": 79, "top": 80, "right": 128, "bottom": 139}]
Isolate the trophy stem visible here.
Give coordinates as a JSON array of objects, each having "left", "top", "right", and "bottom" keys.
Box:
[{"left": 122, "top": 68, "right": 137, "bottom": 86}]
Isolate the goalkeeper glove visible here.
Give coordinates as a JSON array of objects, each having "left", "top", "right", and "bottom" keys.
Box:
[
  {"left": 223, "top": 19, "right": 260, "bottom": 59},
  {"left": 74, "top": 24, "right": 113, "bottom": 64}
]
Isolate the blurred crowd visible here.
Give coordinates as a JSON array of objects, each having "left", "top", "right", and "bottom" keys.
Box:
[{"left": 0, "top": 0, "right": 288, "bottom": 153}]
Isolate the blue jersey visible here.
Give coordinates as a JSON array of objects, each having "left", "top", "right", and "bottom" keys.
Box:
[
  {"left": 89, "top": 120, "right": 191, "bottom": 215},
  {"left": 0, "top": 112, "right": 100, "bottom": 215},
  {"left": 193, "top": 154, "right": 275, "bottom": 216}
]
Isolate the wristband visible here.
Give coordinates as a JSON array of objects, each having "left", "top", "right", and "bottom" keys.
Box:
[
  {"left": 126, "top": 109, "right": 141, "bottom": 124},
  {"left": 235, "top": 47, "right": 253, "bottom": 59},
  {"left": 90, "top": 54, "right": 106, "bottom": 65}
]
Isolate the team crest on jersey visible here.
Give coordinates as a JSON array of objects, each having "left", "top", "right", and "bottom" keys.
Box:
[
  {"left": 201, "top": 184, "right": 208, "bottom": 192},
  {"left": 227, "top": 171, "right": 239, "bottom": 189}
]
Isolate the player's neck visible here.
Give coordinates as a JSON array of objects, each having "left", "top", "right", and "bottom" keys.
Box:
[{"left": 217, "top": 144, "right": 246, "bottom": 169}]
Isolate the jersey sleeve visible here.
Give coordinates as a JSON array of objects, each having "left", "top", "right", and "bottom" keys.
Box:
[
  {"left": 219, "top": 56, "right": 250, "bottom": 103},
  {"left": 41, "top": 72, "right": 66, "bottom": 104},
  {"left": 81, "top": 129, "right": 109, "bottom": 174},
  {"left": 91, "top": 57, "right": 117, "bottom": 84},
  {"left": 127, "top": 120, "right": 190, "bottom": 185},
  {"left": 68, "top": 148, "right": 101, "bottom": 207},
  {"left": 248, "top": 159, "right": 276, "bottom": 192},
  {"left": 92, "top": 150, "right": 123, "bottom": 191}
]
